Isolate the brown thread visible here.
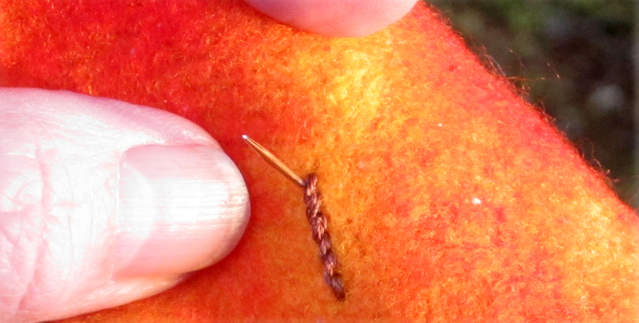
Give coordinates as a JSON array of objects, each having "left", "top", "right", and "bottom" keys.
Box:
[
  {"left": 303, "top": 173, "right": 345, "bottom": 301},
  {"left": 241, "top": 135, "right": 345, "bottom": 301}
]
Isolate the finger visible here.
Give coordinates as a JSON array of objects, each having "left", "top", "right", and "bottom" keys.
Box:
[
  {"left": 0, "top": 88, "right": 249, "bottom": 322},
  {"left": 244, "top": 0, "right": 419, "bottom": 36}
]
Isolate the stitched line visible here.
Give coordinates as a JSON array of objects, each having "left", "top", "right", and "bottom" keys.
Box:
[{"left": 304, "top": 173, "right": 345, "bottom": 301}]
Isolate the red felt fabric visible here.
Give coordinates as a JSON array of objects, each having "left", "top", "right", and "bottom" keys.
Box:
[{"left": 0, "top": 0, "right": 637, "bottom": 321}]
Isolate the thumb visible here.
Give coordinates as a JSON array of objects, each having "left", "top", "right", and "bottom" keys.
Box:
[{"left": 0, "top": 88, "right": 249, "bottom": 322}]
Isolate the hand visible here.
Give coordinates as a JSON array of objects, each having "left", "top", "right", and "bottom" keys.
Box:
[
  {"left": 0, "top": 88, "right": 249, "bottom": 322},
  {"left": 0, "top": 1, "right": 418, "bottom": 321},
  {"left": 246, "top": 0, "right": 419, "bottom": 36}
]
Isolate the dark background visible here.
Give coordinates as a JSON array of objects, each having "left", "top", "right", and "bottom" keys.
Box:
[{"left": 429, "top": 0, "right": 636, "bottom": 208}]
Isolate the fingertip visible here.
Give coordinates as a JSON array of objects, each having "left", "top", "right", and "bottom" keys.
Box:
[
  {"left": 114, "top": 144, "right": 249, "bottom": 278},
  {"left": 244, "top": 0, "right": 418, "bottom": 37},
  {"left": 0, "top": 88, "right": 251, "bottom": 321}
]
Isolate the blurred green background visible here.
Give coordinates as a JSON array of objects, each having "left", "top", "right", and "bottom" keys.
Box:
[{"left": 429, "top": 0, "right": 636, "bottom": 207}]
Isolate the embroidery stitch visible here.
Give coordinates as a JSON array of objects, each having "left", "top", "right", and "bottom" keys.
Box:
[{"left": 242, "top": 135, "right": 346, "bottom": 301}]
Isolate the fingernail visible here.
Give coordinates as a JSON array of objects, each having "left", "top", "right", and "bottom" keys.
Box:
[{"left": 113, "top": 144, "right": 249, "bottom": 278}]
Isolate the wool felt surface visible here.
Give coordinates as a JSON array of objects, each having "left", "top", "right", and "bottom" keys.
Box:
[{"left": 1, "top": 0, "right": 638, "bottom": 321}]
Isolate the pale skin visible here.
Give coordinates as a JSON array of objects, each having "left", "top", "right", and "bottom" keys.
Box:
[{"left": 0, "top": 0, "right": 419, "bottom": 322}]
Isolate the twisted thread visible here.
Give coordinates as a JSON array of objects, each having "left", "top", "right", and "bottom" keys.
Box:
[{"left": 304, "top": 173, "right": 345, "bottom": 301}]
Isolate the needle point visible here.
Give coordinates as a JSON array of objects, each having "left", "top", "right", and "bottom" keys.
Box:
[{"left": 241, "top": 135, "right": 306, "bottom": 187}]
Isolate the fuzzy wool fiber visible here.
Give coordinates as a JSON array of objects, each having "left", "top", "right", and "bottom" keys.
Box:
[{"left": 1, "top": 0, "right": 638, "bottom": 321}]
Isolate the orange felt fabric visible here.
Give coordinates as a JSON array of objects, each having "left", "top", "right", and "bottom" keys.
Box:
[{"left": 1, "top": 0, "right": 638, "bottom": 321}]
